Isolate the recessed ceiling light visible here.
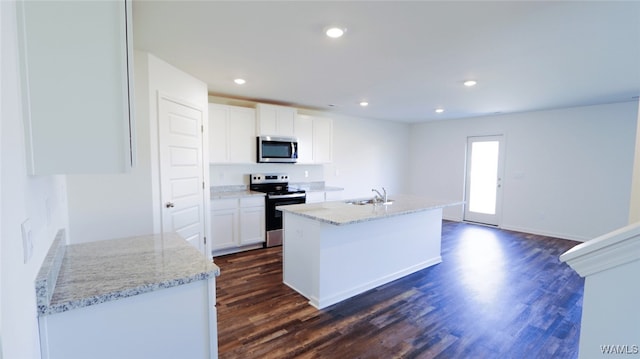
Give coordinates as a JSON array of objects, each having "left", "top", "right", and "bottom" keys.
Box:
[
  {"left": 359, "top": 101, "right": 369, "bottom": 107},
  {"left": 435, "top": 108, "right": 445, "bottom": 113},
  {"left": 234, "top": 78, "right": 246, "bottom": 85},
  {"left": 326, "top": 27, "right": 346, "bottom": 38},
  {"left": 463, "top": 80, "right": 477, "bottom": 87}
]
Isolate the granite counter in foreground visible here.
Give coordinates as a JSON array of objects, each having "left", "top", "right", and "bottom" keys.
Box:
[
  {"left": 36, "top": 231, "right": 220, "bottom": 316},
  {"left": 277, "top": 194, "right": 463, "bottom": 226}
]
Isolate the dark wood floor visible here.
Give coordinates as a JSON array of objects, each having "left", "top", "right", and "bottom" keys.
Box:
[{"left": 214, "top": 221, "right": 584, "bottom": 358}]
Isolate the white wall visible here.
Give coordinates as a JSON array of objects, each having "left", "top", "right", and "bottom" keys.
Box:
[
  {"left": 409, "top": 101, "right": 638, "bottom": 241},
  {"left": 629, "top": 101, "right": 640, "bottom": 224},
  {"left": 210, "top": 163, "right": 325, "bottom": 186},
  {"left": 1, "top": 2, "right": 69, "bottom": 358},
  {"left": 66, "top": 51, "right": 209, "bottom": 244},
  {"left": 66, "top": 51, "right": 155, "bottom": 243},
  {"left": 324, "top": 113, "right": 410, "bottom": 199}
]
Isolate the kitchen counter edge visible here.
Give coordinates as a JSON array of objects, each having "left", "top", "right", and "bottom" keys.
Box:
[
  {"left": 35, "top": 231, "right": 219, "bottom": 317},
  {"left": 278, "top": 195, "right": 463, "bottom": 226}
]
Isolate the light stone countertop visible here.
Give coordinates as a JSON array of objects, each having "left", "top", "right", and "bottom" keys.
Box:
[
  {"left": 290, "top": 181, "right": 344, "bottom": 193},
  {"left": 211, "top": 190, "right": 265, "bottom": 200},
  {"left": 277, "top": 194, "right": 463, "bottom": 226},
  {"left": 36, "top": 231, "right": 219, "bottom": 316},
  {"left": 210, "top": 185, "right": 265, "bottom": 200}
]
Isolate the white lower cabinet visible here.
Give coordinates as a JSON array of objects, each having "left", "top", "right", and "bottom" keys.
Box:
[
  {"left": 305, "top": 190, "right": 344, "bottom": 204},
  {"left": 211, "top": 199, "right": 239, "bottom": 250},
  {"left": 325, "top": 190, "right": 343, "bottom": 202},
  {"left": 305, "top": 192, "right": 326, "bottom": 204},
  {"left": 39, "top": 279, "right": 218, "bottom": 359},
  {"left": 211, "top": 196, "right": 265, "bottom": 255}
]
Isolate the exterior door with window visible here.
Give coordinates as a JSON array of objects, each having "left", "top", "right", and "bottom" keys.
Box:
[{"left": 464, "top": 135, "right": 505, "bottom": 226}]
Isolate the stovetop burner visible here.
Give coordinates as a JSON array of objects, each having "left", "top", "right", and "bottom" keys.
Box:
[{"left": 249, "top": 173, "right": 305, "bottom": 196}]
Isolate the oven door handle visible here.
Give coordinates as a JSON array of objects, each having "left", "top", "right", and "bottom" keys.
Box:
[{"left": 268, "top": 193, "right": 306, "bottom": 199}]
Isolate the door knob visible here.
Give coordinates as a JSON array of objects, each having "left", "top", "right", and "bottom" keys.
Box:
[{"left": 165, "top": 202, "right": 175, "bottom": 208}]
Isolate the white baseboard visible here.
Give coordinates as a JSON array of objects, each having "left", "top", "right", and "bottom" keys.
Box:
[{"left": 309, "top": 256, "right": 442, "bottom": 310}]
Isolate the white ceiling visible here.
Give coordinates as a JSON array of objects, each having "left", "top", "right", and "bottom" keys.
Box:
[{"left": 132, "top": 1, "right": 640, "bottom": 123}]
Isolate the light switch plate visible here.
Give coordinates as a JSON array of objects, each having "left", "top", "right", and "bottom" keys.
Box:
[{"left": 21, "top": 219, "right": 33, "bottom": 263}]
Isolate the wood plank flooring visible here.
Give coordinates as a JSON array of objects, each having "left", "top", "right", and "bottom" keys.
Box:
[{"left": 214, "top": 221, "right": 584, "bottom": 358}]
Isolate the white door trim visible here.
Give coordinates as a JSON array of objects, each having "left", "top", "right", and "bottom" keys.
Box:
[
  {"left": 154, "top": 91, "right": 210, "bottom": 257},
  {"left": 463, "top": 134, "right": 505, "bottom": 226}
]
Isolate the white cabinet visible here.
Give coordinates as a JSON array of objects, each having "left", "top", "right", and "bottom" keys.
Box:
[
  {"left": 210, "top": 199, "right": 239, "bottom": 250},
  {"left": 305, "top": 192, "right": 326, "bottom": 204},
  {"left": 209, "top": 104, "right": 256, "bottom": 164},
  {"left": 17, "top": 0, "right": 133, "bottom": 175},
  {"left": 239, "top": 198, "right": 265, "bottom": 245},
  {"left": 39, "top": 280, "right": 217, "bottom": 359},
  {"left": 256, "top": 103, "right": 296, "bottom": 137},
  {"left": 325, "top": 190, "right": 343, "bottom": 202},
  {"left": 294, "top": 115, "right": 314, "bottom": 164},
  {"left": 211, "top": 196, "right": 265, "bottom": 254},
  {"left": 294, "top": 114, "right": 333, "bottom": 164},
  {"left": 312, "top": 116, "right": 333, "bottom": 164},
  {"left": 306, "top": 190, "right": 343, "bottom": 203}
]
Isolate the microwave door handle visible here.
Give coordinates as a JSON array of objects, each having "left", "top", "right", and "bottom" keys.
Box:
[{"left": 291, "top": 142, "right": 295, "bottom": 157}]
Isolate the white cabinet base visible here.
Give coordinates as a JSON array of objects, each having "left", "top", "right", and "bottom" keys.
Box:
[
  {"left": 283, "top": 209, "right": 443, "bottom": 309},
  {"left": 38, "top": 279, "right": 218, "bottom": 359}
]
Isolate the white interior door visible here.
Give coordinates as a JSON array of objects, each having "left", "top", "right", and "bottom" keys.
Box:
[
  {"left": 158, "top": 96, "right": 206, "bottom": 253},
  {"left": 464, "top": 135, "right": 505, "bottom": 226}
]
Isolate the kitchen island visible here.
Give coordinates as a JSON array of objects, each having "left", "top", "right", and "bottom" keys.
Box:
[{"left": 278, "top": 195, "right": 462, "bottom": 309}]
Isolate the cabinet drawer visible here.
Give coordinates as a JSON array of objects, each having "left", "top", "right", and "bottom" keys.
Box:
[
  {"left": 240, "top": 196, "right": 265, "bottom": 208},
  {"left": 211, "top": 198, "right": 238, "bottom": 211}
]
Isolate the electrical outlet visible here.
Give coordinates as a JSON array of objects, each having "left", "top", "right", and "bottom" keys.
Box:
[
  {"left": 21, "top": 219, "right": 33, "bottom": 263},
  {"left": 304, "top": 170, "right": 309, "bottom": 178}
]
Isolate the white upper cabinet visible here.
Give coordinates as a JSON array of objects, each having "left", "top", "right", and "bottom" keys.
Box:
[
  {"left": 312, "top": 116, "right": 333, "bottom": 164},
  {"left": 256, "top": 103, "right": 296, "bottom": 137},
  {"left": 17, "top": 0, "right": 133, "bottom": 175},
  {"left": 294, "top": 115, "right": 314, "bottom": 164},
  {"left": 294, "top": 114, "right": 333, "bottom": 164},
  {"left": 209, "top": 104, "right": 256, "bottom": 164}
]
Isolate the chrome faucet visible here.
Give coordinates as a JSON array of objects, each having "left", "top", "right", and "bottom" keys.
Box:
[{"left": 372, "top": 187, "right": 387, "bottom": 203}]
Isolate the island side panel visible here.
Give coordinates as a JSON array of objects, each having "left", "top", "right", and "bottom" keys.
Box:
[
  {"left": 283, "top": 213, "right": 322, "bottom": 304},
  {"left": 315, "top": 208, "right": 443, "bottom": 309},
  {"left": 283, "top": 208, "right": 443, "bottom": 309}
]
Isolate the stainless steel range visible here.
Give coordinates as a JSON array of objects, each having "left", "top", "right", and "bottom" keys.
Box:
[{"left": 250, "top": 173, "right": 306, "bottom": 247}]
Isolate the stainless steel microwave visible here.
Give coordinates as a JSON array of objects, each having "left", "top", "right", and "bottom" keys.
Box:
[{"left": 257, "top": 136, "right": 298, "bottom": 163}]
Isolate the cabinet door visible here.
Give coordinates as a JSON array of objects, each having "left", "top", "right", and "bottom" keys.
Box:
[
  {"left": 211, "top": 199, "right": 239, "bottom": 250},
  {"left": 313, "top": 117, "right": 333, "bottom": 163},
  {"left": 256, "top": 103, "right": 296, "bottom": 136},
  {"left": 208, "top": 104, "right": 229, "bottom": 163},
  {"left": 325, "top": 190, "right": 343, "bottom": 202},
  {"left": 294, "top": 115, "right": 314, "bottom": 164},
  {"left": 276, "top": 108, "right": 296, "bottom": 136},
  {"left": 305, "top": 192, "right": 326, "bottom": 204},
  {"left": 239, "top": 206, "right": 265, "bottom": 245},
  {"left": 17, "top": 0, "right": 133, "bottom": 174},
  {"left": 227, "top": 107, "right": 256, "bottom": 163}
]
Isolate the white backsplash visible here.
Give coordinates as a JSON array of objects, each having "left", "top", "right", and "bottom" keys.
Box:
[{"left": 210, "top": 163, "right": 325, "bottom": 186}]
